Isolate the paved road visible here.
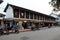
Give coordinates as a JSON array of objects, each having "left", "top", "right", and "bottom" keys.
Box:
[{"left": 0, "top": 27, "right": 60, "bottom": 40}]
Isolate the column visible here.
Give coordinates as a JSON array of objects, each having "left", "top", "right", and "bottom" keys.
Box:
[
  {"left": 19, "top": 9, "right": 21, "bottom": 18},
  {"left": 1, "top": 20, "right": 4, "bottom": 30},
  {"left": 33, "top": 14, "right": 34, "bottom": 19},
  {"left": 29, "top": 12, "right": 30, "bottom": 19},
  {"left": 19, "top": 9, "right": 20, "bottom": 18},
  {"left": 25, "top": 12, "right": 26, "bottom": 18},
  {"left": 39, "top": 16, "right": 40, "bottom": 20}
]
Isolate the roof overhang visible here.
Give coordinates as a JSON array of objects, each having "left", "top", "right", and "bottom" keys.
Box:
[{"left": 4, "top": 3, "right": 56, "bottom": 19}]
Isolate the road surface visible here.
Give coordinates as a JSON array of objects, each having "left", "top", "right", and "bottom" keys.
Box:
[{"left": 0, "top": 27, "right": 60, "bottom": 40}]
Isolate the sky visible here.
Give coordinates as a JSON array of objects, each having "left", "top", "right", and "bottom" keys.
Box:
[{"left": 0, "top": 0, "right": 54, "bottom": 15}]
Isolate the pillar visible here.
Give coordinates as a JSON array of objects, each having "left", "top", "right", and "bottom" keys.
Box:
[
  {"left": 29, "top": 12, "right": 30, "bottom": 19},
  {"left": 1, "top": 20, "right": 5, "bottom": 30},
  {"left": 25, "top": 12, "right": 26, "bottom": 18},
  {"left": 33, "top": 14, "right": 34, "bottom": 19}
]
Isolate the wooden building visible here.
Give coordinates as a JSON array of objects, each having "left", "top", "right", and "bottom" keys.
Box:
[{"left": 4, "top": 4, "right": 56, "bottom": 29}]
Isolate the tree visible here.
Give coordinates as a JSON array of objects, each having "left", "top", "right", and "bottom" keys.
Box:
[{"left": 49, "top": 0, "right": 60, "bottom": 11}]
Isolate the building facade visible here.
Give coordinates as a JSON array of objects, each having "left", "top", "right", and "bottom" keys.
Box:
[
  {"left": 50, "top": 13, "right": 60, "bottom": 26},
  {"left": 4, "top": 4, "right": 56, "bottom": 29}
]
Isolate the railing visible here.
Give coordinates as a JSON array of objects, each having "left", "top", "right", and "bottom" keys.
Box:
[{"left": 14, "top": 18, "right": 56, "bottom": 23}]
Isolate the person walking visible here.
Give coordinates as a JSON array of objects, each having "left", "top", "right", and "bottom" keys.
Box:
[
  {"left": 12, "top": 24, "right": 19, "bottom": 33},
  {"left": 31, "top": 23, "right": 36, "bottom": 31},
  {"left": 48, "top": 24, "right": 51, "bottom": 28}
]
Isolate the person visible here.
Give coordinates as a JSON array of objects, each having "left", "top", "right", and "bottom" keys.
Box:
[
  {"left": 31, "top": 23, "right": 35, "bottom": 30},
  {"left": 35, "top": 25, "right": 40, "bottom": 30},
  {"left": 48, "top": 24, "right": 51, "bottom": 28},
  {"left": 17, "top": 21, "right": 23, "bottom": 30},
  {"left": 12, "top": 24, "right": 19, "bottom": 33},
  {"left": 6, "top": 24, "right": 11, "bottom": 34}
]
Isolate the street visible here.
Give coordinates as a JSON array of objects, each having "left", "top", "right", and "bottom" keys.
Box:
[{"left": 0, "top": 27, "right": 60, "bottom": 40}]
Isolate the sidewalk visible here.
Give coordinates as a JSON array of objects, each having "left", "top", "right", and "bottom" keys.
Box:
[
  {"left": 3, "top": 26, "right": 57, "bottom": 33},
  {"left": 19, "top": 29, "right": 31, "bottom": 32},
  {"left": 3, "top": 29, "right": 31, "bottom": 33},
  {"left": 40, "top": 27, "right": 48, "bottom": 30}
]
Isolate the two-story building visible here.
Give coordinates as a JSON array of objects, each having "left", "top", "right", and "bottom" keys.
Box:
[{"left": 4, "top": 4, "right": 56, "bottom": 29}]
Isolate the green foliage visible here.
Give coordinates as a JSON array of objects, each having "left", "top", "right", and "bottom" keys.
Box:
[{"left": 50, "top": 0, "right": 60, "bottom": 11}]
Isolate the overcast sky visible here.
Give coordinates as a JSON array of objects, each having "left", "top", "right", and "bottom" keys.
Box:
[{"left": 0, "top": 0, "right": 53, "bottom": 15}]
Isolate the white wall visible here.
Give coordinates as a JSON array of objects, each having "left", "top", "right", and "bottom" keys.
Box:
[{"left": 5, "top": 5, "right": 13, "bottom": 18}]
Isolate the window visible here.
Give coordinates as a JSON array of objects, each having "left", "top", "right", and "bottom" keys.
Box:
[
  {"left": 36, "top": 15, "right": 38, "bottom": 19},
  {"left": 38, "top": 15, "right": 39, "bottom": 20},
  {"left": 30, "top": 13, "right": 33, "bottom": 19},
  {"left": 26, "top": 11, "right": 29, "bottom": 19},
  {"left": 20, "top": 10, "right": 25, "bottom": 18},
  {"left": 36, "top": 14, "right": 39, "bottom": 20},
  {"left": 40, "top": 16, "right": 43, "bottom": 20},
  {"left": 34, "top": 14, "right": 36, "bottom": 19},
  {"left": 0, "top": 20, "right": 1, "bottom": 25},
  {"left": 14, "top": 9, "right": 19, "bottom": 18}
]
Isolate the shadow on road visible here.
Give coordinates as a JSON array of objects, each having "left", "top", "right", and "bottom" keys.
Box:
[{"left": 21, "top": 36, "right": 30, "bottom": 40}]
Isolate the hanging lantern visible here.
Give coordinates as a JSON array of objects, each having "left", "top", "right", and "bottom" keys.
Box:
[
  {"left": 0, "top": 0, "right": 3, "bottom": 4},
  {"left": 21, "top": 12, "right": 24, "bottom": 16},
  {"left": 15, "top": 11, "right": 18, "bottom": 16}
]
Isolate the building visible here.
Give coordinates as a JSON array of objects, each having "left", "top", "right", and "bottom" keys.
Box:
[
  {"left": 50, "top": 13, "right": 60, "bottom": 26},
  {"left": 4, "top": 4, "right": 56, "bottom": 29}
]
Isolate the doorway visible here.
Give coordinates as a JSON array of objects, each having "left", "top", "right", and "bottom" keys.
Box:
[{"left": 22, "top": 21, "right": 28, "bottom": 29}]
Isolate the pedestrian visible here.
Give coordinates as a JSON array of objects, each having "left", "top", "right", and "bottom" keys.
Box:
[
  {"left": 17, "top": 21, "right": 23, "bottom": 30},
  {"left": 48, "top": 24, "right": 51, "bottom": 28},
  {"left": 12, "top": 24, "right": 19, "bottom": 33},
  {"left": 31, "top": 23, "right": 35, "bottom": 31},
  {"left": 36, "top": 25, "right": 40, "bottom": 30}
]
